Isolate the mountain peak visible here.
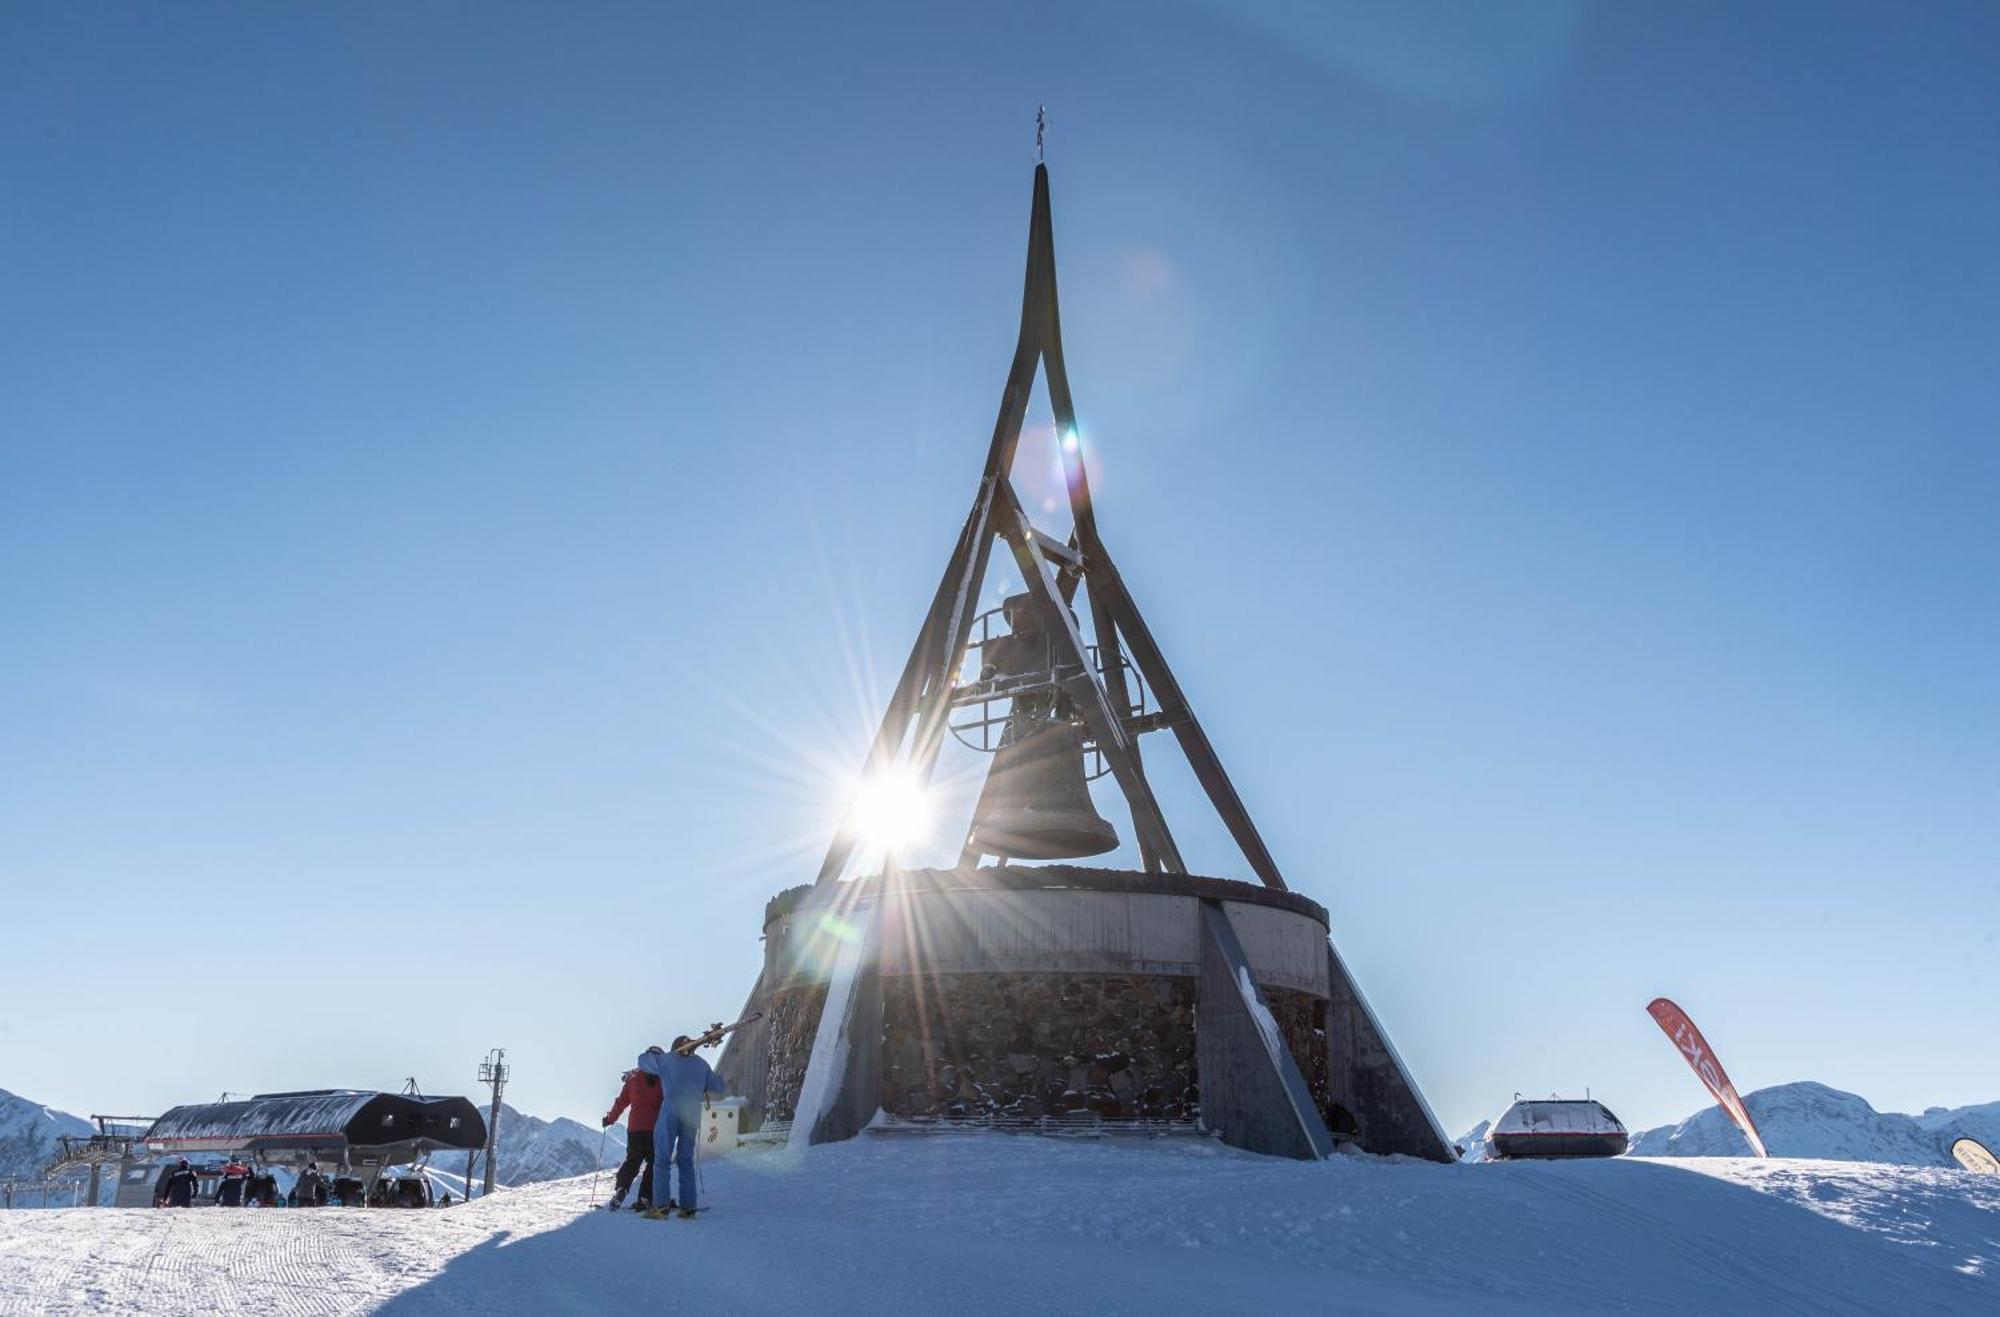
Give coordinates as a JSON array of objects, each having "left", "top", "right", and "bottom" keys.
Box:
[
  {"left": 1456, "top": 1081, "right": 2000, "bottom": 1167},
  {"left": 1626, "top": 1080, "right": 1999, "bottom": 1165}
]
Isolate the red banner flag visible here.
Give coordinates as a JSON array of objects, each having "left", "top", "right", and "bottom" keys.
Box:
[{"left": 1646, "top": 997, "right": 1768, "bottom": 1158}]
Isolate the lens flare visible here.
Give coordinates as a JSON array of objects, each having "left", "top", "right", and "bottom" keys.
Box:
[
  {"left": 816, "top": 911, "right": 861, "bottom": 943},
  {"left": 850, "top": 769, "right": 932, "bottom": 852}
]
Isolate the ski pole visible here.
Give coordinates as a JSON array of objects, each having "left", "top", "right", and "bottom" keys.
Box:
[
  {"left": 589, "top": 1126, "right": 606, "bottom": 1206},
  {"left": 696, "top": 1099, "right": 709, "bottom": 1213}
]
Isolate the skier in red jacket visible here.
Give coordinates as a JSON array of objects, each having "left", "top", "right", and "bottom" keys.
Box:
[{"left": 602, "top": 1046, "right": 667, "bottom": 1210}]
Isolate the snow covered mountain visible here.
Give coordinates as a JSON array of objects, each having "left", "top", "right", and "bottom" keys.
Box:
[
  {"left": 474, "top": 1102, "right": 625, "bottom": 1188},
  {"left": 0, "top": 1087, "right": 94, "bottom": 1193},
  {"left": 1627, "top": 1081, "right": 2000, "bottom": 1164},
  {"left": 1454, "top": 1082, "right": 2000, "bottom": 1167}
]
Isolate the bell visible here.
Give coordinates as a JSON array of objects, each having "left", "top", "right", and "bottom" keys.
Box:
[{"left": 967, "top": 716, "right": 1120, "bottom": 860}]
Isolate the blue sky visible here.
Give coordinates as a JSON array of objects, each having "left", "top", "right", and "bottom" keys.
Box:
[{"left": 2, "top": 1, "right": 1995, "bottom": 1138}]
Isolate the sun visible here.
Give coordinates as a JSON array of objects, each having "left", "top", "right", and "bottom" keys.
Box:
[{"left": 849, "top": 769, "right": 932, "bottom": 853}]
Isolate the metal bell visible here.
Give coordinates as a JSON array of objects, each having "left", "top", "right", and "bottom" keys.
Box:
[{"left": 966, "top": 715, "right": 1119, "bottom": 860}]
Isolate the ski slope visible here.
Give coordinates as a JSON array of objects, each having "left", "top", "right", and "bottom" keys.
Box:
[{"left": 0, "top": 1136, "right": 1994, "bottom": 1315}]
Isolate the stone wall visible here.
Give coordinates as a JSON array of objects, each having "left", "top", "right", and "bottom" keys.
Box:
[
  {"left": 880, "top": 972, "right": 1199, "bottom": 1122},
  {"left": 1266, "top": 985, "right": 1338, "bottom": 1133},
  {"left": 762, "top": 983, "right": 826, "bottom": 1124},
  {"left": 759, "top": 971, "right": 1336, "bottom": 1133}
]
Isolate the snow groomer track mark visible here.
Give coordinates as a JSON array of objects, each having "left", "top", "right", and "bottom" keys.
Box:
[{"left": 1, "top": 1141, "right": 1994, "bottom": 1315}]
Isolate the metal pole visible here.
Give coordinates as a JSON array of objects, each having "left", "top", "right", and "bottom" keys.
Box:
[
  {"left": 483, "top": 1091, "right": 502, "bottom": 1195},
  {"left": 478, "top": 1048, "right": 508, "bottom": 1197},
  {"left": 588, "top": 1126, "right": 606, "bottom": 1206}
]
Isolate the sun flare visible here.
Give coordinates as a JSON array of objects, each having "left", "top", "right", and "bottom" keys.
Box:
[{"left": 849, "top": 769, "right": 932, "bottom": 852}]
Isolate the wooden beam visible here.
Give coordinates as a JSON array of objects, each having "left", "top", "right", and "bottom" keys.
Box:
[
  {"left": 811, "top": 479, "right": 995, "bottom": 888},
  {"left": 1030, "top": 526, "right": 1082, "bottom": 570},
  {"left": 1091, "top": 541, "right": 1290, "bottom": 892},
  {"left": 1033, "top": 165, "right": 1158, "bottom": 872},
  {"left": 906, "top": 169, "right": 1066, "bottom": 783}
]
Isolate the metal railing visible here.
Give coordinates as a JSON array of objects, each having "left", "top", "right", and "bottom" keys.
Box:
[{"left": 0, "top": 1178, "right": 93, "bottom": 1209}]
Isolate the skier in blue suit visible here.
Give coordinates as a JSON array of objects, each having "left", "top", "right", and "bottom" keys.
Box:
[{"left": 637, "top": 1037, "right": 727, "bottom": 1217}]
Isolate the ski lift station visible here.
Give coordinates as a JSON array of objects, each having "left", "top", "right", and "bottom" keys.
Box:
[{"left": 47, "top": 1089, "right": 487, "bottom": 1208}]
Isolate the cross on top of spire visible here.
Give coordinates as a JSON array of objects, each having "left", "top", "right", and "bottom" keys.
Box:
[{"left": 1036, "top": 105, "right": 1047, "bottom": 164}]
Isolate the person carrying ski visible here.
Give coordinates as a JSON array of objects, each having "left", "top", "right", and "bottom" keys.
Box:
[
  {"left": 602, "top": 1046, "right": 667, "bottom": 1211},
  {"left": 637, "top": 1035, "right": 728, "bottom": 1218},
  {"left": 154, "top": 1158, "right": 199, "bottom": 1208}
]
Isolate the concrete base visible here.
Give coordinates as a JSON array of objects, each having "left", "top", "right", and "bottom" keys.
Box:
[
  {"left": 736, "top": 867, "right": 1448, "bottom": 1161},
  {"left": 1195, "top": 899, "right": 1334, "bottom": 1161}
]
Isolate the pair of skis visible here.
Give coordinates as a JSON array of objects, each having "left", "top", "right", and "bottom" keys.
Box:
[
  {"left": 598, "top": 1198, "right": 708, "bottom": 1217},
  {"left": 676, "top": 1012, "right": 762, "bottom": 1054}
]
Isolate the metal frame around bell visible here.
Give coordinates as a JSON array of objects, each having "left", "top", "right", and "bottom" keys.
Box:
[
  {"left": 946, "top": 605, "right": 1148, "bottom": 785},
  {"left": 810, "top": 163, "right": 1288, "bottom": 893}
]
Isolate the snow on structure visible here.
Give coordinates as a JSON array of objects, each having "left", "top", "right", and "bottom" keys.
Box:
[
  {"left": 786, "top": 904, "right": 877, "bottom": 1151},
  {"left": 1485, "top": 1098, "right": 1629, "bottom": 1159},
  {"left": 1236, "top": 964, "right": 1285, "bottom": 1062}
]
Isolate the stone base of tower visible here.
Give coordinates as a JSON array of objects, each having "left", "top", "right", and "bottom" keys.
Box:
[{"left": 717, "top": 866, "right": 1451, "bottom": 1162}]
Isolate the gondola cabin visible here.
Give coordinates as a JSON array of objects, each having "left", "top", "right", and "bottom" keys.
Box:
[{"left": 1486, "top": 1098, "right": 1629, "bottom": 1160}]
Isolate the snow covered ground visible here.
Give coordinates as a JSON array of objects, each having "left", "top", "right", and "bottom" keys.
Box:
[{"left": 1, "top": 1135, "right": 1995, "bottom": 1315}]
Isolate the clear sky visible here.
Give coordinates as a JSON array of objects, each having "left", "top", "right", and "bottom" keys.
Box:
[{"left": 3, "top": 1, "right": 1996, "bottom": 1139}]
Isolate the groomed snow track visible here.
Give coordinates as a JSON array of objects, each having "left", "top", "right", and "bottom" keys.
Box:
[{"left": 1, "top": 1140, "right": 1994, "bottom": 1315}]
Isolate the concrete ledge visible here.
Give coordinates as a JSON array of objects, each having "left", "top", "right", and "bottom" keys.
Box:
[
  {"left": 762, "top": 871, "right": 1331, "bottom": 997},
  {"left": 766, "top": 865, "right": 1328, "bottom": 929}
]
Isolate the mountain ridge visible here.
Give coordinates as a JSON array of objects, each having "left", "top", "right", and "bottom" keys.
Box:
[{"left": 1456, "top": 1080, "right": 2000, "bottom": 1165}]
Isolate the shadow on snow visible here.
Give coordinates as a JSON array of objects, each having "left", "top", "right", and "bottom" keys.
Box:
[{"left": 375, "top": 1147, "right": 1996, "bottom": 1316}]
